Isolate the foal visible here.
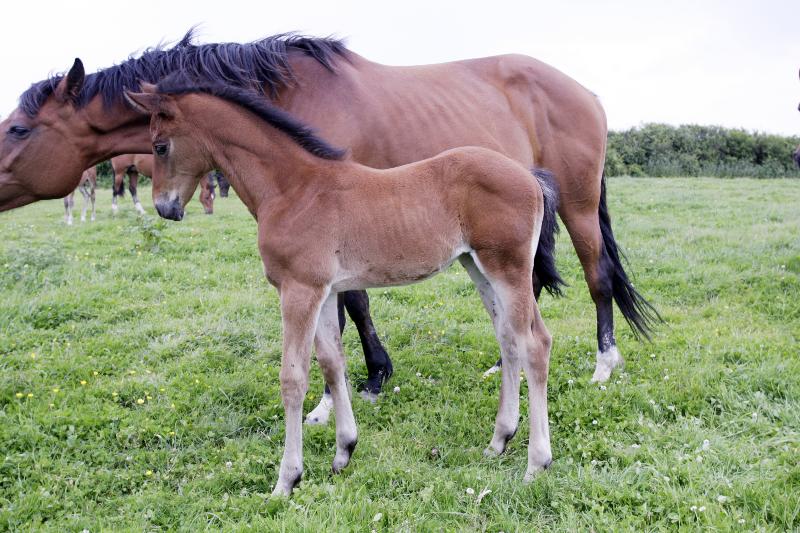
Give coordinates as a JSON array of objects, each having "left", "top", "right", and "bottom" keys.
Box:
[
  {"left": 126, "top": 80, "right": 558, "bottom": 496},
  {"left": 63, "top": 166, "right": 96, "bottom": 225}
]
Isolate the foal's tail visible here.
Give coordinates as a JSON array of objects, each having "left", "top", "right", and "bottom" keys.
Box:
[
  {"left": 598, "top": 174, "right": 662, "bottom": 339},
  {"left": 532, "top": 168, "right": 564, "bottom": 297}
]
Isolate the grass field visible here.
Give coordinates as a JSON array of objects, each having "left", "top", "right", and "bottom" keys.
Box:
[{"left": 0, "top": 177, "right": 798, "bottom": 531}]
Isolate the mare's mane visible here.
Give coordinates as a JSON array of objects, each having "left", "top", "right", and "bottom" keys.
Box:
[{"left": 19, "top": 28, "right": 348, "bottom": 117}]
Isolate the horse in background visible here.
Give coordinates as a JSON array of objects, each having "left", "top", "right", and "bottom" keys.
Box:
[
  {"left": 110, "top": 154, "right": 217, "bottom": 214},
  {"left": 64, "top": 166, "right": 96, "bottom": 224},
  {"left": 209, "top": 170, "right": 231, "bottom": 197}
]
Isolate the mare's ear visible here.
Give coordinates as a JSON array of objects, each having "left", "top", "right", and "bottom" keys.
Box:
[
  {"left": 123, "top": 91, "right": 162, "bottom": 116},
  {"left": 55, "top": 58, "right": 85, "bottom": 104}
]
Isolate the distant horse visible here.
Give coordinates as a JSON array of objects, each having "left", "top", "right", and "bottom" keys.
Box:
[
  {"left": 793, "top": 144, "right": 800, "bottom": 168},
  {"left": 64, "top": 166, "right": 96, "bottom": 224},
  {"left": 110, "top": 154, "right": 216, "bottom": 214},
  {"left": 209, "top": 170, "right": 231, "bottom": 197},
  {"left": 126, "top": 79, "right": 561, "bottom": 495}
]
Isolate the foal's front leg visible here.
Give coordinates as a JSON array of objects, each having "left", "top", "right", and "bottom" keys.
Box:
[{"left": 272, "top": 281, "right": 327, "bottom": 497}]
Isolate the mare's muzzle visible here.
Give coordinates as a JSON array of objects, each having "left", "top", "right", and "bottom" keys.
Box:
[{"left": 155, "top": 197, "right": 184, "bottom": 221}]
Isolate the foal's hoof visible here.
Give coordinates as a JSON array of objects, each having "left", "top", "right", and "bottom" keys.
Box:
[
  {"left": 523, "top": 458, "right": 553, "bottom": 483},
  {"left": 483, "top": 446, "right": 501, "bottom": 458},
  {"left": 332, "top": 440, "right": 357, "bottom": 474}
]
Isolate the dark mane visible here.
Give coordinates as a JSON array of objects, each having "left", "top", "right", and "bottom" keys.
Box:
[
  {"left": 157, "top": 75, "right": 346, "bottom": 160},
  {"left": 19, "top": 28, "right": 348, "bottom": 117}
]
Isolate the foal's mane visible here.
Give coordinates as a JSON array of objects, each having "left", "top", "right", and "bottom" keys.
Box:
[
  {"left": 19, "top": 28, "right": 348, "bottom": 117},
  {"left": 157, "top": 75, "right": 346, "bottom": 161}
]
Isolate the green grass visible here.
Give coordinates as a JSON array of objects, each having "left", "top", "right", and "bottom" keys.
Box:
[{"left": 0, "top": 178, "right": 798, "bottom": 531}]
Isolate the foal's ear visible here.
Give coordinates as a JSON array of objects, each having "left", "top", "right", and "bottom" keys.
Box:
[
  {"left": 123, "top": 91, "right": 162, "bottom": 115},
  {"left": 55, "top": 58, "right": 85, "bottom": 104}
]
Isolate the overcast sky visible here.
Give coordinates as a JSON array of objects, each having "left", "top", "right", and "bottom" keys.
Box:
[{"left": 1, "top": 0, "right": 797, "bottom": 134}]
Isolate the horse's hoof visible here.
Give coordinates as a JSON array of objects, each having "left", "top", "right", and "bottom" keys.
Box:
[
  {"left": 591, "top": 346, "right": 623, "bottom": 383},
  {"left": 482, "top": 364, "right": 501, "bottom": 379},
  {"left": 360, "top": 390, "right": 379, "bottom": 403}
]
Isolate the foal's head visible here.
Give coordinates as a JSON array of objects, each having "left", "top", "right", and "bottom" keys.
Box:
[{"left": 124, "top": 85, "right": 213, "bottom": 221}]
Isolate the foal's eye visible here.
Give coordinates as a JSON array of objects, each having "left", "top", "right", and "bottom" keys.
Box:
[
  {"left": 7, "top": 126, "right": 31, "bottom": 139},
  {"left": 154, "top": 142, "right": 169, "bottom": 156}
]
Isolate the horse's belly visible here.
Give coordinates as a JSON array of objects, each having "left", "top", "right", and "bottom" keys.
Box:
[{"left": 332, "top": 243, "right": 469, "bottom": 291}]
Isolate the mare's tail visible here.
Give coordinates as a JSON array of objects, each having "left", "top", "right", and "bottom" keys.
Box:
[
  {"left": 532, "top": 168, "right": 564, "bottom": 297},
  {"left": 597, "top": 174, "right": 662, "bottom": 339}
]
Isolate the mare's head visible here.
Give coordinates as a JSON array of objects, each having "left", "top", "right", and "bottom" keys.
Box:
[
  {"left": 0, "top": 59, "right": 96, "bottom": 210},
  {"left": 200, "top": 173, "right": 216, "bottom": 214}
]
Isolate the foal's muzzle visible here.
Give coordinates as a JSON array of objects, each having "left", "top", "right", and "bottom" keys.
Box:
[{"left": 155, "top": 197, "right": 184, "bottom": 221}]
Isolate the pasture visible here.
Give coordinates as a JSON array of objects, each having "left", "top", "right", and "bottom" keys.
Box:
[{"left": 0, "top": 177, "right": 797, "bottom": 530}]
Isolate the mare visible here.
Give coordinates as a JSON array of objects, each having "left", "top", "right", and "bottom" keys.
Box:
[
  {"left": 125, "top": 79, "right": 562, "bottom": 495},
  {"left": 0, "top": 31, "right": 658, "bottom": 417},
  {"left": 110, "top": 154, "right": 217, "bottom": 214},
  {"left": 63, "top": 166, "right": 96, "bottom": 224}
]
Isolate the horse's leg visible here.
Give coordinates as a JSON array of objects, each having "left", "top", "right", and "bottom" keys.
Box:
[
  {"left": 89, "top": 181, "right": 96, "bottom": 221},
  {"left": 561, "top": 209, "right": 620, "bottom": 382},
  {"left": 272, "top": 281, "right": 327, "bottom": 497},
  {"left": 79, "top": 184, "right": 90, "bottom": 222},
  {"left": 460, "top": 254, "right": 523, "bottom": 455},
  {"left": 112, "top": 172, "right": 124, "bottom": 214},
  {"left": 64, "top": 193, "right": 74, "bottom": 225},
  {"left": 522, "top": 300, "right": 553, "bottom": 481},
  {"left": 467, "top": 251, "right": 553, "bottom": 475},
  {"left": 482, "top": 261, "right": 545, "bottom": 379},
  {"left": 304, "top": 293, "right": 346, "bottom": 426},
  {"left": 129, "top": 171, "right": 145, "bottom": 214},
  {"left": 314, "top": 293, "right": 358, "bottom": 473},
  {"left": 342, "top": 290, "right": 393, "bottom": 400}
]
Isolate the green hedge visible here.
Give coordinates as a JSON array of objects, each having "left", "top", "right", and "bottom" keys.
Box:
[{"left": 605, "top": 123, "right": 800, "bottom": 178}]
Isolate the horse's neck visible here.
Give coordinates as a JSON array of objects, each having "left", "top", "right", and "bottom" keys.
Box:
[
  {"left": 80, "top": 98, "right": 152, "bottom": 163},
  {"left": 201, "top": 106, "right": 342, "bottom": 215}
]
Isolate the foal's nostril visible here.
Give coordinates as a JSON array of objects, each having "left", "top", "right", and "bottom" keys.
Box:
[{"left": 155, "top": 198, "right": 184, "bottom": 221}]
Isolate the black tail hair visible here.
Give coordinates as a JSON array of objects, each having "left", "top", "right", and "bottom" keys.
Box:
[
  {"left": 532, "top": 168, "right": 565, "bottom": 297},
  {"left": 598, "top": 174, "right": 662, "bottom": 339}
]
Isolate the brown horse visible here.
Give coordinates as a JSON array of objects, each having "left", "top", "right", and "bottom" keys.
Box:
[
  {"left": 0, "top": 32, "right": 656, "bottom": 401},
  {"left": 110, "top": 154, "right": 216, "bottom": 214},
  {"left": 125, "top": 79, "right": 561, "bottom": 495},
  {"left": 63, "top": 165, "right": 96, "bottom": 224}
]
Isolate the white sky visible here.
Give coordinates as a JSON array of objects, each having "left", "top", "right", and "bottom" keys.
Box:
[{"left": 1, "top": 0, "right": 797, "bottom": 135}]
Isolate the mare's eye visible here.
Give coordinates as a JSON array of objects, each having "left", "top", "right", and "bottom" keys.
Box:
[
  {"left": 154, "top": 142, "right": 169, "bottom": 156},
  {"left": 7, "top": 126, "right": 30, "bottom": 139}
]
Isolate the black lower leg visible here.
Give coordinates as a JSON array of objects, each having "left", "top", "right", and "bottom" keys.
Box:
[
  {"left": 342, "top": 290, "right": 392, "bottom": 394},
  {"left": 595, "top": 253, "right": 617, "bottom": 353}
]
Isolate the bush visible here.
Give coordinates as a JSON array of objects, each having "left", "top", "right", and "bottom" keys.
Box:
[{"left": 605, "top": 123, "right": 800, "bottom": 178}]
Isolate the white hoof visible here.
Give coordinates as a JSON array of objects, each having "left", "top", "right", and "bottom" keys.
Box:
[
  {"left": 591, "top": 346, "right": 623, "bottom": 383},
  {"left": 66, "top": 218, "right": 73, "bottom": 226},
  {"left": 482, "top": 364, "right": 501, "bottom": 379},
  {"left": 135, "top": 203, "right": 145, "bottom": 214},
  {"left": 360, "top": 390, "right": 379, "bottom": 403},
  {"left": 305, "top": 393, "right": 333, "bottom": 425}
]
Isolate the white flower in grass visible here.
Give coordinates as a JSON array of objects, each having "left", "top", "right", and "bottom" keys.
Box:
[
  {"left": 567, "top": 379, "right": 574, "bottom": 385},
  {"left": 592, "top": 419, "right": 598, "bottom": 425},
  {"left": 738, "top": 518, "right": 745, "bottom": 524},
  {"left": 698, "top": 506, "right": 706, "bottom": 512},
  {"left": 393, "top": 386, "right": 400, "bottom": 394},
  {"left": 372, "top": 513, "right": 383, "bottom": 522},
  {"left": 690, "top": 505, "right": 697, "bottom": 512},
  {"left": 599, "top": 385, "right": 607, "bottom": 391},
  {"left": 701, "top": 439, "right": 711, "bottom": 451},
  {"left": 631, "top": 443, "right": 640, "bottom": 449},
  {"left": 465, "top": 487, "right": 475, "bottom": 495},
  {"left": 717, "top": 495, "right": 728, "bottom": 503}
]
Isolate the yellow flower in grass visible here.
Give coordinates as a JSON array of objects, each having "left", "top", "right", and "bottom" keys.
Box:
[
  {"left": 145, "top": 470, "right": 153, "bottom": 476},
  {"left": 26, "top": 393, "right": 33, "bottom": 398},
  {"left": 80, "top": 380, "right": 87, "bottom": 386},
  {"left": 52, "top": 388, "right": 60, "bottom": 393},
  {"left": 15, "top": 392, "right": 23, "bottom": 398},
  {"left": 136, "top": 398, "right": 145, "bottom": 405}
]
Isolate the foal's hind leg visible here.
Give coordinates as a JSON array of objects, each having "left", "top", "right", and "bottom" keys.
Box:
[
  {"left": 460, "top": 254, "right": 523, "bottom": 455},
  {"left": 129, "top": 172, "right": 145, "bottom": 214},
  {"left": 305, "top": 294, "right": 346, "bottom": 426},
  {"left": 79, "top": 184, "right": 90, "bottom": 222},
  {"left": 314, "top": 293, "right": 358, "bottom": 473}
]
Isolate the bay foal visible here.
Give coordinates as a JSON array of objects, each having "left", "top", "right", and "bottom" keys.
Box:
[
  {"left": 126, "top": 80, "right": 560, "bottom": 496},
  {"left": 63, "top": 166, "right": 96, "bottom": 225}
]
